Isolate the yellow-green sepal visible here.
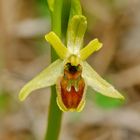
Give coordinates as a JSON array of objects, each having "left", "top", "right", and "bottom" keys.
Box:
[
  {"left": 82, "top": 61, "right": 125, "bottom": 99},
  {"left": 19, "top": 59, "right": 63, "bottom": 101},
  {"left": 67, "top": 15, "right": 87, "bottom": 54},
  {"left": 80, "top": 39, "right": 103, "bottom": 60},
  {"left": 45, "top": 32, "right": 69, "bottom": 59}
]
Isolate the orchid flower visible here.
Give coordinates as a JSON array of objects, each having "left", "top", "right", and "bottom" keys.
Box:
[{"left": 19, "top": 15, "right": 124, "bottom": 112}]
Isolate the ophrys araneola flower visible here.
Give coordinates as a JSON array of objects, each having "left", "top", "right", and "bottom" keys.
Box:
[{"left": 19, "top": 15, "right": 124, "bottom": 112}]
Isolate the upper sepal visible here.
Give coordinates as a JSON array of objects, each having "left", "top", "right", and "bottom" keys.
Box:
[{"left": 67, "top": 15, "right": 87, "bottom": 54}]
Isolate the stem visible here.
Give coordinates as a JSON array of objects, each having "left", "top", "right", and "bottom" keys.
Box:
[{"left": 45, "top": 0, "right": 63, "bottom": 140}]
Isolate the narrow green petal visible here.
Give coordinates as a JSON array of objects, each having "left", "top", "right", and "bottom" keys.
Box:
[
  {"left": 45, "top": 32, "right": 69, "bottom": 59},
  {"left": 82, "top": 61, "right": 124, "bottom": 99},
  {"left": 80, "top": 39, "right": 103, "bottom": 60},
  {"left": 19, "top": 59, "right": 63, "bottom": 101},
  {"left": 67, "top": 15, "right": 87, "bottom": 54}
]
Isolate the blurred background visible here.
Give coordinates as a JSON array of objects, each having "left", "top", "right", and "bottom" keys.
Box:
[{"left": 0, "top": 0, "right": 140, "bottom": 140}]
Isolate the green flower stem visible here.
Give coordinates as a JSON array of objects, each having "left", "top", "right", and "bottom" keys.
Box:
[{"left": 45, "top": 0, "right": 63, "bottom": 140}]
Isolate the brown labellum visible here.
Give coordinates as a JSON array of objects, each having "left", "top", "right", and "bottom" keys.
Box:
[{"left": 57, "top": 63, "right": 86, "bottom": 111}]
